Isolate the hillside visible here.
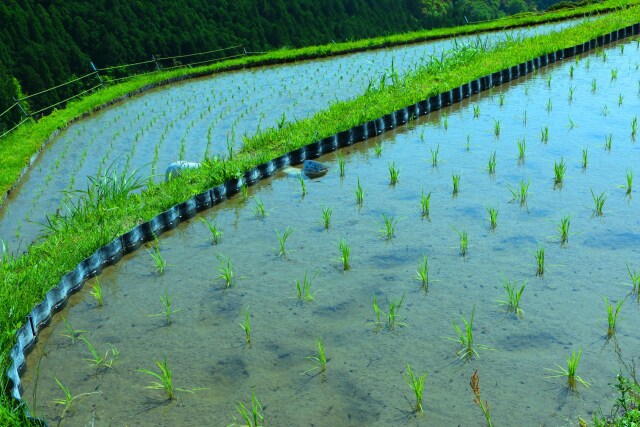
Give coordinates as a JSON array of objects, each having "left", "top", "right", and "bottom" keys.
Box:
[{"left": 0, "top": 0, "right": 569, "bottom": 130}]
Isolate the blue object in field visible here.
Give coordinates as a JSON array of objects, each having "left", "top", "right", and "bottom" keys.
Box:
[{"left": 303, "top": 160, "right": 328, "bottom": 178}]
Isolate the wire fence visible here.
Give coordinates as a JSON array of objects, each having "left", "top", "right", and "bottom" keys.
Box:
[{"left": 0, "top": 44, "right": 247, "bottom": 140}]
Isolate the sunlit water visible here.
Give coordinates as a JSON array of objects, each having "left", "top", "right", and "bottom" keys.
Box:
[
  {"left": 17, "top": 36, "right": 640, "bottom": 426},
  {"left": 0, "top": 18, "right": 591, "bottom": 252}
]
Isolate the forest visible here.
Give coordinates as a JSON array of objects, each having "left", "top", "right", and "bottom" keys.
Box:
[{"left": 0, "top": 0, "right": 576, "bottom": 131}]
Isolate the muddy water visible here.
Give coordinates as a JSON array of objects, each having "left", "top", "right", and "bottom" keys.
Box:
[
  {"left": 18, "top": 36, "right": 640, "bottom": 425},
  {"left": 0, "top": 19, "right": 589, "bottom": 253}
]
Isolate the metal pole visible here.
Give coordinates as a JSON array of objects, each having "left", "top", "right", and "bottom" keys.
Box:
[
  {"left": 152, "top": 55, "right": 161, "bottom": 71},
  {"left": 90, "top": 61, "right": 103, "bottom": 85},
  {"left": 13, "top": 96, "right": 29, "bottom": 119}
]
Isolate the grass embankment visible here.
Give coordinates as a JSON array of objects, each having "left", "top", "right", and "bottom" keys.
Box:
[
  {"left": 1, "top": 6, "right": 640, "bottom": 426},
  {"left": 1, "top": 0, "right": 639, "bottom": 203}
]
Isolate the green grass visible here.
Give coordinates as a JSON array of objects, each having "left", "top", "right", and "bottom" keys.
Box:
[
  {"left": 547, "top": 349, "right": 590, "bottom": 392},
  {"left": 2, "top": 6, "right": 640, "bottom": 422},
  {"left": 404, "top": 364, "right": 427, "bottom": 413}
]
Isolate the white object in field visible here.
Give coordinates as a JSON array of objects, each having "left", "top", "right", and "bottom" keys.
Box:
[{"left": 165, "top": 161, "right": 201, "bottom": 181}]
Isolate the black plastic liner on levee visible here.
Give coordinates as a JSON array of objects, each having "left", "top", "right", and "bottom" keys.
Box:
[{"left": 6, "top": 23, "right": 640, "bottom": 423}]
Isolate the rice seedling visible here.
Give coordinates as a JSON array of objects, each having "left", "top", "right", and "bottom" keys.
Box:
[
  {"left": 200, "top": 217, "right": 223, "bottom": 244},
  {"left": 416, "top": 190, "right": 432, "bottom": 221},
  {"left": 415, "top": 255, "right": 429, "bottom": 290},
  {"left": 321, "top": 206, "right": 333, "bottom": 230},
  {"left": 535, "top": 245, "right": 545, "bottom": 276},
  {"left": 591, "top": 189, "right": 607, "bottom": 217},
  {"left": 592, "top": 78, "right": 597, "bottom": 93},
  {"left": 557, "top": 215, "right": 571, "bottom": 245},
  {"left": 487, "top": 207, "right": 498, "bottom": 230},
  {"left": 465, "top": 135, "right": 471, "bottom": 151},
  {"left": 374, "top": 143, "right": 383, "bottom": 157},
  {"left": 601, "top": 105, "right": 610, "bottom": 116},
  {"left": 452, "top": 227, "right": 468, "bottom": 257},
  {"left": 338, "top": 152, "right": 346, "bottom": 177},
  {"left": 216, "top": 254, "right": 236, "bottom": 288},
  {"left": 378, "top": 214, "right": 398, "bottom": 240},
  {"left": 53, "top": 377, "right": 98, "bottom": 420},
  {"left": 430, "top": 145, "right": 440, "bottom": 167},
  {"left": 80, "top": 337, "right": 117, "bottom": 369},
  {"left": 611, "top": 68, "right": 618, "bottom": 81},
  {"left": 139, "top": 355, "right": 179, "bottom": 400},
  {"left": 632, "top": 116, "right": 638, "bottom": 141},
  {"left": 553, "top": 158, "right": 566, "bottom": 188},
  {"left": 296, "top": 271, "right": 316, "bottom": 302},
  {"left": 240, "top": 183, "right": 249, "bottom": 198},
  {"left": 604, "top": 296, "right": 624, "bottom": 339},
  {"left": 388, "top": 162, "right": 400, "bottom": 185},
  {"left": 240, "top": 306, "right": 251, "bottom": 344},
  {"left": 147, "top": 245, "right": 167, "bottom": 274},
  {"left": 253, "top": 197, "right": 267, "bottom": 218},
  {"left": 568, "top": 85, "right": 576, "bottom": 102},
  {"left": 355, "top": 178, "right": 364, "bottom": 205},
  {"left": 404, "top": 364, "right": 427, "bottom": 413},
  {"left": 568, "top": 116, "right": 576, "bottom": 129},
  {"left": 473, "top": 104, "right": 480, "bottom": 118},
  {"left": 60, "top": 317, "right": 86, "bottom": 344},
  {"left": 373, "top": 294, "right": 382, "bottom": 325},
  {"left": 546, "top": 349, "right": 590, "bottom": 392},
  {"left": 546, "top": 98, "right": 552, "bottom": 113},
  {"left": 626, "top": 263, "right": 640, "bottom": 294},
  {"left": 442, "top": 113, "right": 448, "bottom": 130},
  {"left": 569, "top": 64, "right": 575, "bottom": 78},
  {"left": 509, "top": 179, "right": 530, "bottom": 206},
  {"left": 232, "top": 391, "right": 264, "bottom": 427},
  {"left": 497, "top": 279, "right": 526, "bottom": 319},
  {"left": 487, "top": 151, "right": 496, "bottom": 175},
  {"left": 338, "top": 238, "right": 352, "bottom": 271},
  {"left": 298, "top": 174, "right": 307, "bottom": 196},
  {"left": 547, "top": 74, "right": 552, "bottom": 87},
  {"left": 522, "top": 109, "right": 527, "bottom": 126},
  {"left": 452, "top": 174, "right": 461, "bottom": 196},
  {"left": 618, "top": 93, "right": 624, "bottom": 106},
  {"left": 386, "top": 293, "right": 406, "bottom": 331},
  {"left": 605, "top": 133, "right": 613, "bottom": 151},
  {"left": 582, "top": 148, "right": 588, "bottom": 171},
  {"left": 90, "top": 279, "right": 103, "bottom": 307},
  {"left": 498, "top": 92, "right": 506, "bottom": 106},
  {"left": 305, "top": 338, "right": 328, "bottom": 380},
  {"left": 149, "top": 292, "right": 183, "bottom": 326},
  {"left": 447, "top": 306, "right": 485, "bottom": 360},
  {"left": 517, "top": 138, "right": 526, "bottom": 163},
  {"left": 493, "top": 119, "right": 501, "bottom": 138},
  {"left": 470, "top": 370, "right": 493, "bottom": 427},
  {"left": 541, "top": 126, "right": 549, "bottom": 143},
  {"left": 275, "top": 226, "right": 295, "bottom": 257}
]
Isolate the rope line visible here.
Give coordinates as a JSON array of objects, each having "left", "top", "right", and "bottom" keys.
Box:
[
  {"left": 19, "top": 71, "right": 98, "bottom": 101},
  {"left": 0, "top": 117, "right": 29, "bottom": 139},
  {"left": 0, "top": 103, "right": 18, "bottom": 119},
  {"left": 29, "top": 84, "right": 102, "bottom": 116}
]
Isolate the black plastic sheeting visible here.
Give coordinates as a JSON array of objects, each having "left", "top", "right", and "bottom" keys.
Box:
[{"left": 6, "top": 22, "right": 640, "bottom": 418}]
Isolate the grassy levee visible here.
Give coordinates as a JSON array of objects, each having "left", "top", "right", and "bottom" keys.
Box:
[
  {"left": 2, "top": 0, "right": 640, "bottom": 204},
  {"left": 1, "top": 6, "right": 640, "bottom": 425}
]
